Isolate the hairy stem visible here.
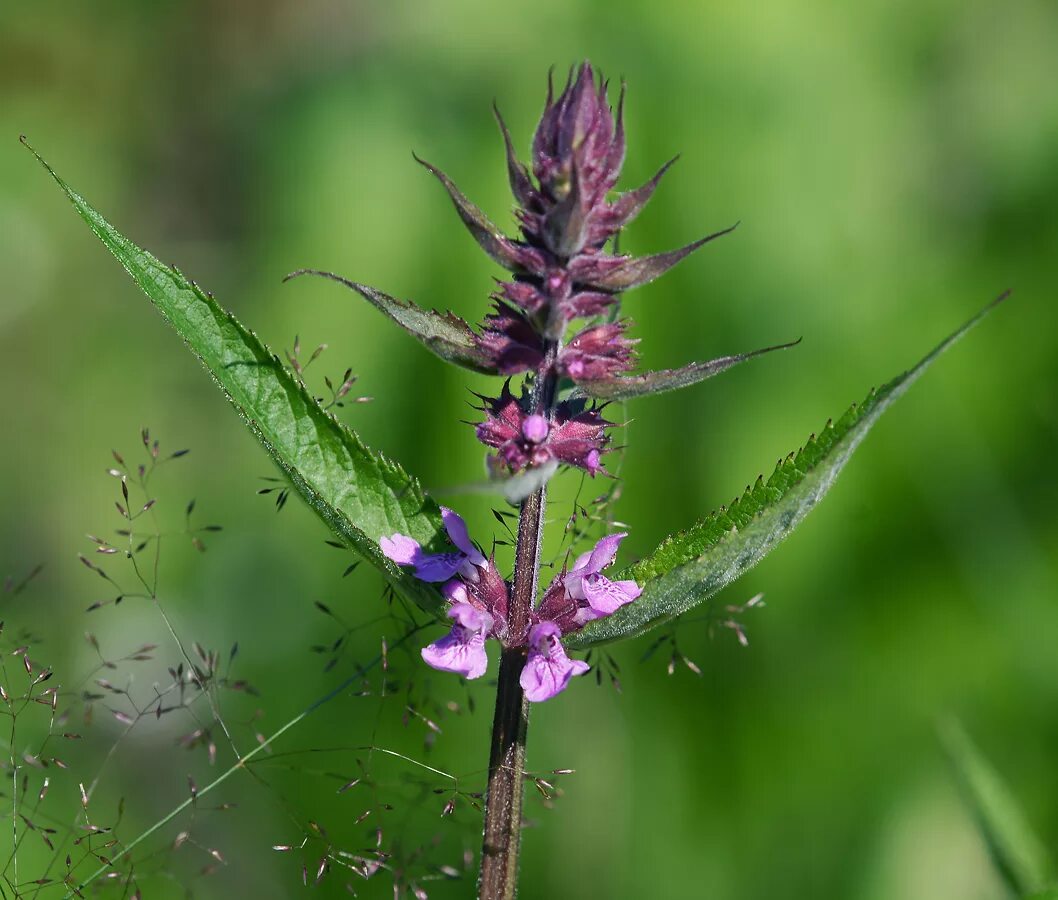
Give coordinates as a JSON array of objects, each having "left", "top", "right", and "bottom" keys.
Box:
[{"left": 479, "top": 347, "right": 559, "bottom": 899}]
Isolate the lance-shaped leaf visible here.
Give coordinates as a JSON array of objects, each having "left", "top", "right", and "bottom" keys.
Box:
[
  {"left": 413, "top": 154, "right": 544, "bottom": 274},
  {"left": 26, "top": 139, "right": 446, "bottom": 615},
  {"left": 565, "top": 293, "right": 1008, "bottom": 648},
  {"left": 575, "top": 337, "right": 801, "bottom": 401},
  {"left": 284, "top": 269, "right": 497, "bottom": 374},
  {"left": 939, "top": 718, "right": 1055, "bottom": 897},
  {"left": 568, "top": 222, "right": 738, "bottom": 292}
]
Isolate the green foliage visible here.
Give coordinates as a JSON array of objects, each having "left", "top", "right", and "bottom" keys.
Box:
[
  {"left": 567, "top": 293, "right": 1008, "bottom": 648},
  {"left": 26, "top": 139, "right": 445, "bottom": 616},
  {"left": 940, "top": 718, "right": 1056, "bottom": 898}
]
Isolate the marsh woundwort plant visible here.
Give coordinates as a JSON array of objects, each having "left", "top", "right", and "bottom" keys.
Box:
[{"left": 24, "top": 60, "right": 1007, "bottom": 899}]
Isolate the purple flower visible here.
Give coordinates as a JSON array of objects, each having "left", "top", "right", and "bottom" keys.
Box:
[
  {"left": 565, "top": 532, "right": 642, "bottom": 623},
  {"left": 537, "top": 532, "right": 642, "bottom": 629},
  {"left": 380, "top": 507, "right": 487, "bottom": 582},
  {"left": 421, "top": 602, "right": 494, "bottom": 679},
  {"left": 519, "top": 622, "right": 590, "bottom": 702}
]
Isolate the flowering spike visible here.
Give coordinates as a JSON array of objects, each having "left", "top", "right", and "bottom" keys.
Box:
[{"left": 350, "top": 60, "right": 760, "bottom": 697}]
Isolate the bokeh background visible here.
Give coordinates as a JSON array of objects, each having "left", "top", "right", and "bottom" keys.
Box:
[{"left": 2, "top": 1, "right": 1057, "bottom": 897}]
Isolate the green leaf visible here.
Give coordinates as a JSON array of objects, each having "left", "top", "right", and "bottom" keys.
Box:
[
  {"left": 576, "top": 337, "right": 801, "bottom": 401},
  {"left": 283, "top": 268, "right": 497, "bottom": 374},
  {"left": 566, "top": 293, "right": 1008, "bottom": 648},
  {"left": 939, "top": 718, "right": 1054, "bottom": 897},
  {"left": 26, "top": 139, "right": 445, "bottom": 614}
]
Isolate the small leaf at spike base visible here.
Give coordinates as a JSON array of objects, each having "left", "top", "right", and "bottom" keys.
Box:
[
  {"left": 575, "top": 338, "right": 800, "bottom": 401},
  {"left": 284, "top": 269, "right": 498, "bottom": 375},
  {"left": 568, "top": 223, "right": 738, "bottom": 292}
]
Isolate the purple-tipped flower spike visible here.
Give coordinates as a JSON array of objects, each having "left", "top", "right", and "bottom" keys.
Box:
[
  {"left": 380, "top": 507, "right": 487, "bottom": 582},
  {"left": 519, "top": 622, "right": 590, "bottom": 702},
  {"left": 530, "top": 65, "right": 625, "bottom": 256},
  {"left": 421, "top": 602, "right": 494, "bottom": 679},
  {"left": 362, "top": 60, "right": 752, "bottom": 707}
]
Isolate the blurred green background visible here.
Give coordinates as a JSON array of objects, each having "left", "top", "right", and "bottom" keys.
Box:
[{"left": 2, "top": 0, "right": 1057, "bottom": 897}]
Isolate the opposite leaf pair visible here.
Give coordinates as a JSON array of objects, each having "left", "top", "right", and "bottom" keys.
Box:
[{"left": 25, "top": 63, "right": 1005, "bottom": 669}]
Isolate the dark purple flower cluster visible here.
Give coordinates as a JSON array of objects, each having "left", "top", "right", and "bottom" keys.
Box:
[
  {"left": 446, "top": 62, "right": 701, "bottom": 476},
  {"left": 474, "top": 382, "right": 613, "bottom": 476}
]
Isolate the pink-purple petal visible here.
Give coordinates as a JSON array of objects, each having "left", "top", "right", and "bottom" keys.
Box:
[
  {"left": 519, "top": 622, "right": 590, "bottom": 702},
  {"left": 441, "top": 507, "right": 487, "bottom": 567},
  {"left": 582, "top": 572, "right": 639, "bottom": 616},
  {"left": 585, "top": 532, "right": 627, "bottom": 574},
  {"left": 420, "top": 602, "right": 493, "bottom": 680},
  {"left": 442, "top": 579, "right": 469, "bottom": 604},
  {"left": 570, "top": 549, "right": 594, "bottom": 574},
  {"left": 421, "top": 631, "right": 489, "bottom": 679},
  {"left": 380, "top": 533, "right": 422, "bottom": 567}
]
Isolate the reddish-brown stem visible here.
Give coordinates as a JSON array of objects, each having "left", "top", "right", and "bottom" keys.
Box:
[{"left": 478, "top": 345, "right": 559, "bottom": 900}]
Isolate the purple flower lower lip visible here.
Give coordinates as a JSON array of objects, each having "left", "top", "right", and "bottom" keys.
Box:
[
  {"left": 421, "top": 602, "right": 494, "bottom": 679},
  {"left": 564, "top": 532, "right": 641, "bottom": 621},
  {"left": 519, "top": 622, "right": 589, "bottom": 702}
]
